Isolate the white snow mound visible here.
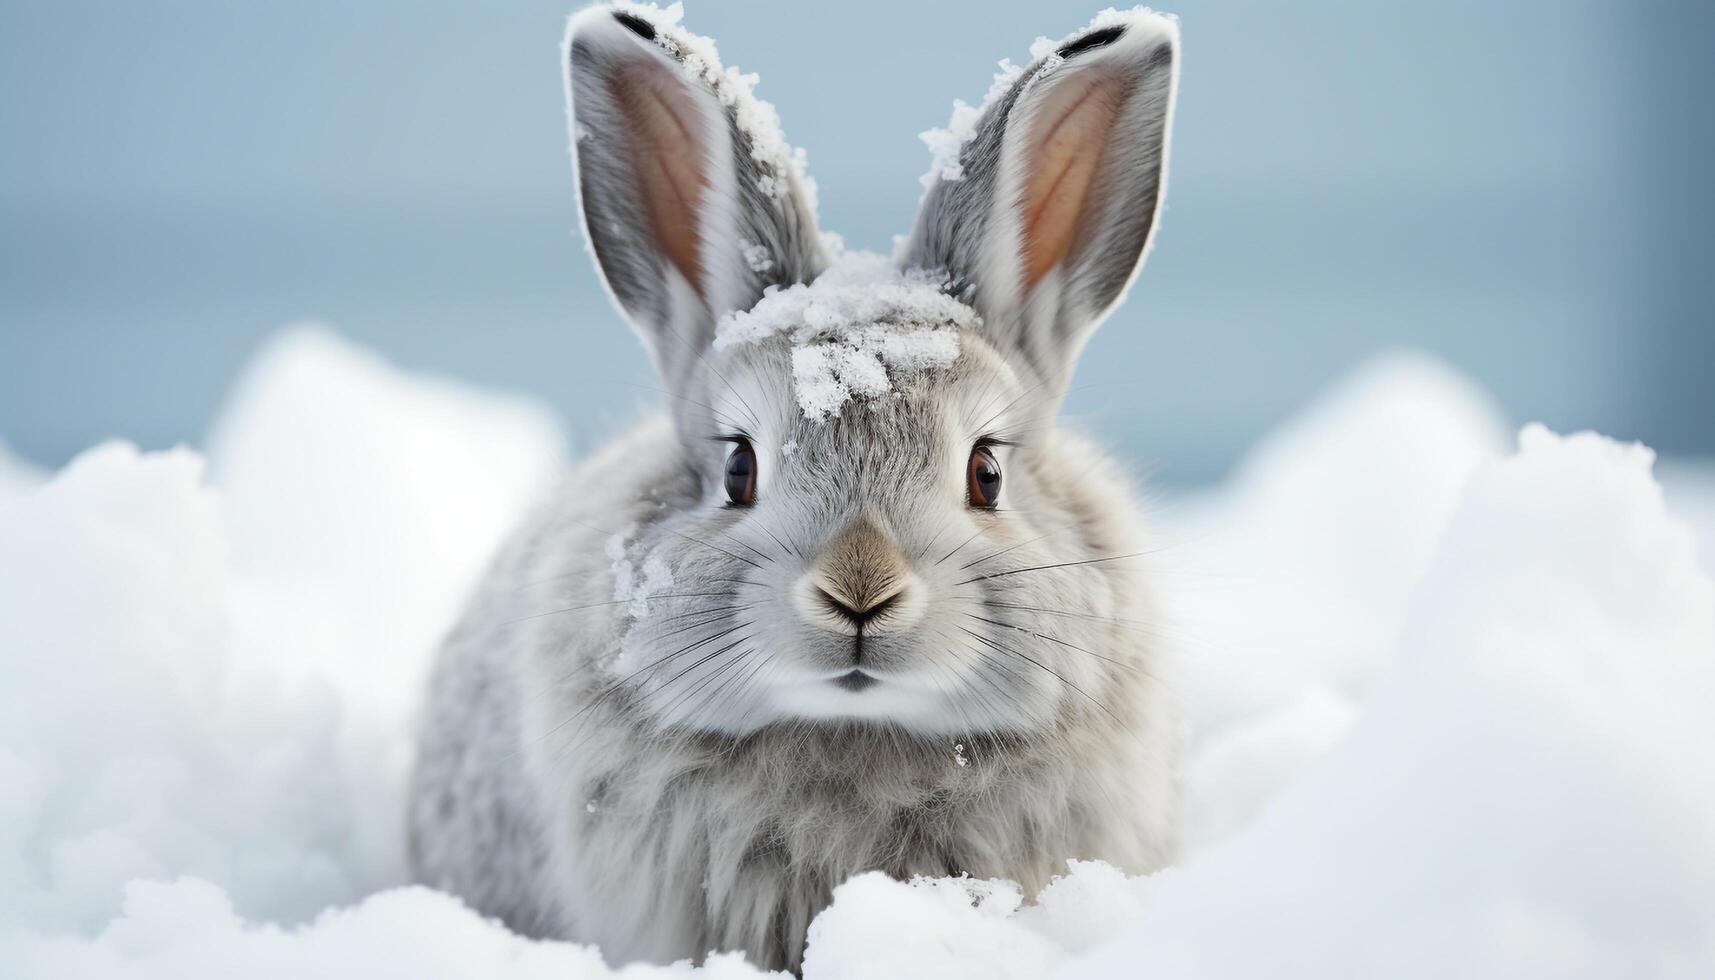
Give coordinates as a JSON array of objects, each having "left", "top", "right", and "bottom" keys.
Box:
[
  {"left": 0, "top": 327, "right": 566, "bottom": 952},
  {"left": 1094, "top": 423, "right": 1715, "bottom": 979},
  {"left": 0, "top": 438, "right": 45, "bottom": 511},
  {"left": 1167, "top": 351, "right": 1510, "bottom": 846}
]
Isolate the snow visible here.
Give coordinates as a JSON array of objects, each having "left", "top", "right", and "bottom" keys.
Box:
[
  {"left": 618, "top": 552, "right": 676, "bottom": 619},
  {"left": 6, "top": 879, "right": 764, "bottom": 979},
  {"left": 610, "top": 2, "right": 818, "bottom": 214},
  {"left": 606, "top": 524, "right": 678, "bottom": 620},
  {"left": 916, "top": 60, "right": 1020, "bottom": 190},
  {"left": 204, "top": 326, "right": 567, "bottom": 741},
  {"left": 739, "top": 239, "right": 775, "bottom": 274},
  {"left": 1089, "top": 422, "right": 1715, "bottom": 978},
  {"left": 4, "top": 327, "right": 1713, "bottom": 977},
  {"left": 1660, "top": 459, "right": 1715, "bottom": 577},
  {"left": 714, "top": 251, "right": 971, "bottom": 421},
  {"left": 1164, "top": 351, "right": 1511, "bottom": 846},
  {"left": 0, "top": 437, "right": 44, "bottom": 511},
  {"left": 0, "top": 327, "right": 565, "bottom": 954}
]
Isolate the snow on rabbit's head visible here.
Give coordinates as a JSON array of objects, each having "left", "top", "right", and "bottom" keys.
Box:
[{"left": 564, "top": 3, "right": 1177, "bottom": 734}]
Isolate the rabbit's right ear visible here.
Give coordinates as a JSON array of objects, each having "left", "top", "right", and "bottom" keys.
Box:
[
  {"left": 901, "top": 12, "right": 1179, "bottom": 398},
  {"left": 564, "top": 6, "right": 826, "bottom": 386}
]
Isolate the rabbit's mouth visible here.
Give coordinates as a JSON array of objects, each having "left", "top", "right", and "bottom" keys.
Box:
[{"left": 832, "top": 669, "right": 879, "bottom": 693}]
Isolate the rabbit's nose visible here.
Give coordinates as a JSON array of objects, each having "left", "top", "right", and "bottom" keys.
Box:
[
  {"left": 798, "top": 574, "right": 924, "bottom": 636},
  {"left": 813, "top": 582, "right": 903, "bottom": 626},
  {"left": 797, "top": 517, "right": 924, "bottom": 635}
]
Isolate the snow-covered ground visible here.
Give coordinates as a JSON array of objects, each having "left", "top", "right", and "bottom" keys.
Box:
[{"left": 2, "top": 327, "right": 1711, "bottom": 978}]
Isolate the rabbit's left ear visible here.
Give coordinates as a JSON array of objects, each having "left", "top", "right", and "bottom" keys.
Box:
[
  {"left": 565, "top": 6, "right": 826, "bottom": 387},
  {"left": 901, "top": 13, "right": 1178, "bottom": 394}
]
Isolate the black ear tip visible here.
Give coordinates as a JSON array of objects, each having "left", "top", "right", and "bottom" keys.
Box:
[
  {"left": 1057, "top": 25, "right": 1126, "bottom": 59},
  {"left": 612, "top": 11, "right": 657, "bottom": 42}
]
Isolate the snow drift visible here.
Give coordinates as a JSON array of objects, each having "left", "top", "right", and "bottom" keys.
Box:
[{"left": 2, "top": 328, "right": 1712, "bottom": 978}]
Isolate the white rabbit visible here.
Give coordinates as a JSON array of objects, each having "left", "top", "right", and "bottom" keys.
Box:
[{"left": 412, "top": 4, "right": 1182, "bottom": 972}]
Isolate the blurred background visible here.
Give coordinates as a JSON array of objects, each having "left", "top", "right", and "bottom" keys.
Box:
[{"left": 2, "top": 0, "right": 1710, "bottom": 486}]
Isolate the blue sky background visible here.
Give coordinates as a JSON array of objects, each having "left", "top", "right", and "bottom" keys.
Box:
[{"left": 3, "top": 0, "right": 1710, "bottom": 484}]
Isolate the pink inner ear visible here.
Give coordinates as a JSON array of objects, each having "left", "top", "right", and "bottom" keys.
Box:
[
  {"left": 617, "top": 71, "right": 708, "bottom": 293},
  {"left": 1020, "top": 73, "right": 1123, "bottom": 290}
]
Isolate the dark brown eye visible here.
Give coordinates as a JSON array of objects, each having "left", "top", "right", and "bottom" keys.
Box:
[
  {"left": 967, "top": 445, "right": 1001, "bottom": 509},
  {"left": 724, "top": 440, "right": 757, "bottom": 506}
]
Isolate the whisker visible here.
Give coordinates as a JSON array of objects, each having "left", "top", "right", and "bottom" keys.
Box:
[
  {"left": 606, "top": 380, "right": 750, "bottom": 434},
  {"left": 714, "top": 525, "right": 776, "bottom": 565},
  {"left": 646, "top": 608, "right": 747, "bottom": 645},
  {"left": 619, "top": 632, "right": 755, "bottom": 737},
  {"left": 696, "top": 353, "right": 765, "bottom": 433},
  {"left": 661, "top": 639, "right": 758, "bottom": 730},
  {"left": 707, "top": 576, "right": 768, "bottom": 590},
  {"left": 716, "top": 651, "right": 789, "bottom": 745},
  {"left": 963, "top": 598, "right": 1186, "bottom": 640},
  {"left": 541, "top": 631, "right": 758, "bottom": 772},
  {"left": 950, "top": 636, "right": 1044, "bottom": 722},
  {"left": 653, "top": 313, "right": 762, "bottom": 431},
  {"left": 747, "top": 515, "right": 802, "bottom": 561},
  {"left": 644, "top": 630, "right": 756, "bottom": 700},
  {"left": 963, "top": 612, "right": 1152, "bottom": 678},
  {"left": 954, "top": 550, "right": 1159, "bottom": 587},
  {"left": 957, "top": 625, "right": 1131, "bottom": 732},
  {"left": 562, "top": 516, "right": 764, "bottom": 571},
  {"left": 959, "top": 522, "right": 1080, "bottom": 571},
  {"left": 973, "top": 375, "right": 1055, "bottom": 436},
  {"left": 935, "top": 526, "right": 986, "bottom": 566},
  {"left": 914, "top": 652, "right": 969, "bottom": 730},
  {"left": 654, "top": 602, "right": 751, "bottom": 625},
  {"left": 741, "top": 358, "right": 783, "bottom": 434},
  {"left": 537, "top": 620, "right": 748, "bottom": 738},
  {"left": 492, "top": 591, "right": 738, "bottom": 630},
  {"left": 976, "top": 379, "right": 1143, "bottom": 442},
  {"left": 695, "top": 644, "right": 779, "bottom": 736},
  {"left": 916, "top": 521, "right": 950, "bottom": 563},
  {"left": 933, "top": 638, "right": 1011, "bottom": 729}
]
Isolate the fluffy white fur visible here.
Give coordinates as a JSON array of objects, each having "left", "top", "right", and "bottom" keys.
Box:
[{"left": 413, "top": 4, "right": 1182, "bottom": 972}]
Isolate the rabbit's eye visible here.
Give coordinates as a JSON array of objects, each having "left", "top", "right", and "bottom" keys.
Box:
[
  {"left": 724, "top": 439, "right": 757, "bottom": 506},
  {"left": 967, "top": 446, "right": 1002, "bottom": 509}
]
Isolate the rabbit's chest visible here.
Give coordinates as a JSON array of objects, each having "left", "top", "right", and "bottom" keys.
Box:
[{"left": 562, "top": 747, "right": 1081, "bottom": 970}]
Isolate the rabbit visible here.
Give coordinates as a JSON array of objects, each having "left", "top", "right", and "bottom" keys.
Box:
[{"left": 410, "top": 3, "right": 1182, "bottom": 973}]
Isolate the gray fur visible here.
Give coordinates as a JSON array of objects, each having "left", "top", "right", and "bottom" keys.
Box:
[{"left": 413, "top": 5, "right": 1182, "bottom": 973}]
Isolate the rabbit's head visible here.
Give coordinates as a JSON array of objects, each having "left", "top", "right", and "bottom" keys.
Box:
[{"left": 564, "top": 5, "right": 1177, "bottom": 736}]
